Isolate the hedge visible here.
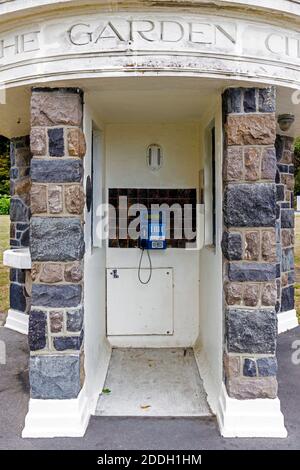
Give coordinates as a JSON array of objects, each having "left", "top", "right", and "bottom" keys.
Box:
[{"left": 0, "top": 195, "right": 10, "bottom": 215}]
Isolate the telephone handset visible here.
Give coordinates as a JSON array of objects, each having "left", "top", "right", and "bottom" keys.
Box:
[{"left": 138, "top": 209, "right": 167, "bottom": 285}]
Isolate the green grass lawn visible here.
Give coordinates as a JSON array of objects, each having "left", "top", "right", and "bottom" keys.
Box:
[
  {"left": 295, "top": 216, "right": 300, "bottom": 322},
  {"left": 0, "top": 215, "right": 10, "bottom": 313}
]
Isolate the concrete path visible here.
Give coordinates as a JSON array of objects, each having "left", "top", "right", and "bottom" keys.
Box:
[{"left": 0, "top": 326, "right": 299, "bottom": 450}]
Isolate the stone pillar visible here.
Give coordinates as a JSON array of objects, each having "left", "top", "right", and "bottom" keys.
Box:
[
  {"left": 275, "top": 135, "right": 295, "bottom": 313},
  {"left": 29, "top": 88, "right": 86, "bottom": 399},
  {"left": 10, "top": 136, "right": 31, "bottom": 314},
  {"left": 222, "top": 87, "right": 279, "bottom": 399}
]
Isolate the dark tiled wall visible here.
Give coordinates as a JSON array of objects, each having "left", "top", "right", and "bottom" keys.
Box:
[{"left": 108, "top": 188, "right": 197, "bottom": 248}]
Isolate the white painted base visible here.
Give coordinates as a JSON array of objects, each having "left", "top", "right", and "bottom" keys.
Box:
[
  {"left": 22, "top": 385, "right": 90, "bottom": 438},
  {"left": 5, "top": 309, "right": 28, "bottom": 335},
  {"left": 217, "top": 383, "right": 287, "bottom": 438},
  {"left": 89, "top": 342, "right": 112, "bottom": 415},
  {"left": 193, "top": 346, "right": 218, "bottom": 415},
  {"left": 278, "top": 309, "right": 299, "bottom": 334},
  {"left": 3, "top": 248, "right": 31, "bottom": 269}
]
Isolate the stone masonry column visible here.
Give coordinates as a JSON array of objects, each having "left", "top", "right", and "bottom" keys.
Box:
[
  {"left": 29, "top": 88, "right": 86, "bottom": 399},
  {"left": 9, "top": 137, "right": 32, "bottom": 315},
  {"left": 222, "top": 87, "right": 279, "bottom": 400},
  {"left": 275, "top": 135, "right": 295, "bottom": 314}
]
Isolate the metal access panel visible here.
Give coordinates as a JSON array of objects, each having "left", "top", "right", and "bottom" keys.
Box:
[{"left": 106, "top": 268, "right": 174, "bottom": 336}]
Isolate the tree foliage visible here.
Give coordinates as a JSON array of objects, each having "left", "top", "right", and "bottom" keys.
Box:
[{"left": 0, "top": 136, "right": 10, "bottom": 196}]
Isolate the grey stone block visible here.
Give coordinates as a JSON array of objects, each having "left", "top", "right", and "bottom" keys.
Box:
[
  {"left": 16, "top": 222, "right": 29, "bottom": 231},
  {"left": 277, "top": 164, "right": 289, "bottom": 173},
  {"left": 29, "top": 355, "right": 81, "bottom": 399},
  {"left": 32, "top": 284, "right": 82, "bottom": 308},
  {"left": 10, "top": 268, "right": 26, "bottom": 284},
  {"left": 30, "top": 217, "right": 85, "bottom": 261},
  {"left": 226, "top": 308, "right": 277, "bottom": 354},
  {"left": 67, "top": 307, "right": 84, "bottom": 332},
  {"left": 10, "top": 198, "right": 30, "bottom": 223},
  {"left": 221, "top": 231, "right": 243, "bottom": 261},
  {"left": 258, "top": 88, "right": 276, "bottom": 113},
  {"left": 224, "top": 183, "right": 276, "bottom": 227},
  {"left": 281, "top": 209, "right": 294, "bottom": 229},
  {"left": 243, "top": 88, "right": 256, "bottom": 113},
  {"left": 48, "top": 128, "right": 64, "bottom": 157},
  {"left": 228, "top": 262, "right": 276, "bottom": 282},
  {"left": 257, "top": 357, "right": 277, "bottom": 377},
  {"left": 243, "top": 358, "right": 257, "bottom": 377},
  {"left": 31, "top": 158, "right": 83, "bottom": 183},
  {"left": 10, "top": 269, "right": 17, "bottom": 283},
  {"left": 20, "top": 228, "right": 30, "bottom": 247},
  {"left": 276, "top": 184, "right": 285, "bottom": 202},
  {"left": 281, "top": 248, "right": 294, "bottom": 272},
  {"left": 10, "top": 283, "right": 26, "bottom": 312},
  {"left": 223, "top": 88, "right": 242, "bottom": 114},
  {"left": 281, "top": 286, "right": 294, "bottom": 312},
  {"left": 53, "top": 334, "right": 83, "bottom": 351},
  {"left": 10, "top": 141, "right": 15, "bottom": 166},
  {"left": 28, "top": 310, "right": 46, "bottom": 351}
]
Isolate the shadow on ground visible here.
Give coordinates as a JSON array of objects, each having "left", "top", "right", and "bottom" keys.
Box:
[{"left": 0, "top": 326, "right": 300, "bottom": 450}]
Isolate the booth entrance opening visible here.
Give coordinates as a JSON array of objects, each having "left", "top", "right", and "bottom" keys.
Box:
[{"left": 83, "top": 77, "right": 223, "bottom": 418}]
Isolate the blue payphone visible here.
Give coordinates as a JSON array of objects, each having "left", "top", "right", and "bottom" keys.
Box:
[{"left": 139, "top": 209, "right": 167, "bottom": 250}]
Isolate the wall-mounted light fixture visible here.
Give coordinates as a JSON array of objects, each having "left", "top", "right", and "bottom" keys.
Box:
[
  {"left": 147, "top": 144, "right": 163, "bottom": 171},
  {"left": 277, "top": 114, "right": 295, "bottom": 132}
]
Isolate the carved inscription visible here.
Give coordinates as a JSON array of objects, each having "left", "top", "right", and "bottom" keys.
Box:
[
  {"left": 0, "top": 16, "right": 300, "bottom": 66},
  {"left": 67, "top": 20, "right": 237, "bottom": 47},
  {"left": 0, "top": 31, "right": 40, "bottom": 59}
]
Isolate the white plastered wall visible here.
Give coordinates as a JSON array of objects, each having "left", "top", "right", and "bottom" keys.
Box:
[
  {"left": 105, "top": 122, "right": 201, "bottom": 348},
  {"left": 83, "top": 104, "right": 111, "bottom": 414},
  {"left": 194, "top": 97, "right": 224, "bottom": 413}
]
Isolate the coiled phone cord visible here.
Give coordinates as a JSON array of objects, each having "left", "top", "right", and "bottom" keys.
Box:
[{"left": 138, "top": 248, "right": 152, "bottom": 284}]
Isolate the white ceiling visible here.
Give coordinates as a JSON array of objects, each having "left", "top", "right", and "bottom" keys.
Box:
[
  {"left": 1, "top": 76, "right": 300, "bottom": 137},
  {"left": 85, "top": 86, "right": 219, "bottom": 124}
]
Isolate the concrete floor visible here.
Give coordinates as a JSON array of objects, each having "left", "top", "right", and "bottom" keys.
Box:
[
  {"left": 96, "top": 348, "right": 211, "bottom": 417},
  {"left": 0, "top": 326, "right": 300, "bottom": 450}
]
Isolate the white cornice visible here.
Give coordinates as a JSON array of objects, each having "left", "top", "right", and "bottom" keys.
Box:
[
  {"left": 0, "top": 2, "right": 299, "bottom": 28},
  {"left": 0, "top": 11, "right": 299, "bottom": 89}
]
